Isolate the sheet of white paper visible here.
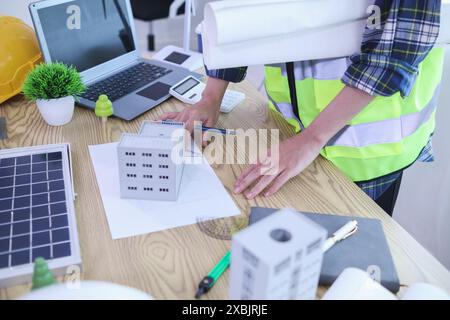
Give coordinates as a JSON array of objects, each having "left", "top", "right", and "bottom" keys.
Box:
[{"left": 88, "top": 143, "right": 240, "bottom": 239}]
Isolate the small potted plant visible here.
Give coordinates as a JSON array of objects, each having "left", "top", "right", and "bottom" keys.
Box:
[{"left": 22, "top": 62, "right": 85, "bottom": 126}]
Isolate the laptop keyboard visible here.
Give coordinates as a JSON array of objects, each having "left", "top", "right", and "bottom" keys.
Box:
[{"left": 82, "top": 62, "right": 172, "bottom": 102}]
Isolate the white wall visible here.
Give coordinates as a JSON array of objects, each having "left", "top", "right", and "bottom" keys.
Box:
[
  {"left": 0, "top": 0, "right": 35, "bottom": 26},
  {"left": 394, "top": 47, "right": 450, "bottom": 270}
]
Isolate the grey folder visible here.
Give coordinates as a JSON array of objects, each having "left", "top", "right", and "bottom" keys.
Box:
[{"left": 249, "top": 207, "right": 400, "bottom": 293}]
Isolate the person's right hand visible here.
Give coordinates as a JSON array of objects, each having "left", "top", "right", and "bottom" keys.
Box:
[
  {"left": 159, "top": 97, "right": 221, "bottom": 134},
  {"left": 159, "top": 77, "right": 229, "bottom": 135}
]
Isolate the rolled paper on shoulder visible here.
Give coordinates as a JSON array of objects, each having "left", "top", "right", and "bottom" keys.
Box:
[{"left": 202, "top": 0, "right": 450, "bottom": 69}]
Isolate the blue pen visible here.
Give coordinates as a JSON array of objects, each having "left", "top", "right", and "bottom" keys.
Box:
[
  {"left": 160, "top": 120, "right": 236, "bottom": 135},
  {"left": 200, "top": 126, "right": 236, "bottom": 135}
]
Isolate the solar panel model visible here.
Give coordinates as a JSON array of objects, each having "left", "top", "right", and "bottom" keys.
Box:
[{"left": 0, "top": 144, "right": 81, "bottom": 287}]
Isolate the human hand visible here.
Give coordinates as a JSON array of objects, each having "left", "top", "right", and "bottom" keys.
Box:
[
  {"left": 233, "top": 131, "right": 325, "bottom": 199},
  {"left": 159, "top": 97, "right": 221, "bottom": 133}
]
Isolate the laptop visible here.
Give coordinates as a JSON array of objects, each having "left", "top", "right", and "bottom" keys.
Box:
[{"left": 29, "top": 0, "right": 198, "bottom": 120}]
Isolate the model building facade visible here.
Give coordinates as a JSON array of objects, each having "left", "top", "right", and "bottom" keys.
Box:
[{"left": 117, "top": 121, "right": 185, "bottom": 201}]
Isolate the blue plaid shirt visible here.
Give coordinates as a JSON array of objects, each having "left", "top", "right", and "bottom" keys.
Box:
[{"left": 205, "top": 0, "right": 441, "bottom": 200}]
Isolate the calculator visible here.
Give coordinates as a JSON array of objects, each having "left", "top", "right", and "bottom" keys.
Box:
[{"left": 169, "top": 76, "right": 246, "bottom": 113}]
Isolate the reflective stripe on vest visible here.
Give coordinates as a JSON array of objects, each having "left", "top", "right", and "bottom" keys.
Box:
[
  {"left": 270, "top": 84, "right": 439, "bottom": 148},
  {"left": 264, "top": 48, "right": 444, "bottom": 182},
  {"left": 267, "top": 92, "right": 304, "bottom": 130},
  {"left": 327, "top": 86, "right": 439, "bottom": 148},
  {"left": 268, "top": 57, "right": 350, "bottom": 81}
]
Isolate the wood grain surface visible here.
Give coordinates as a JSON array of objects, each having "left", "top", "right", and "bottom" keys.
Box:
[{"left": 0, "top": 79, "right": 449, "bottom": 300}]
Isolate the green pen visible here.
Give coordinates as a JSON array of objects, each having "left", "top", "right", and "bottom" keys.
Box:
[{"left": 195, "top": 251, "right": 231, "bottom": 299}]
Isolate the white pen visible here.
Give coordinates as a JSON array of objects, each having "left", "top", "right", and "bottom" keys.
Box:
[{"left": 322, "top": 220, "right": 358, "bottom": 253}]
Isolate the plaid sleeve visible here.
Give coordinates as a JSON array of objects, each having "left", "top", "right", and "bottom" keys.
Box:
[
  {"left": 205, "top": 65, "right": 248, "bottom": 83},
  {"left": 342, "top": 0, "right": 441, "bottom": 97}
]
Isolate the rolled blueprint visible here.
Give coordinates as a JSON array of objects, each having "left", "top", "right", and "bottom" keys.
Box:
[{"left": 202, "top": 0, "right": 450, "bottom": 69}]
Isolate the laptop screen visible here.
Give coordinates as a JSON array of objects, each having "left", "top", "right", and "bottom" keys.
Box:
[{"left": 37, "top": 0, "right": 136, "bottom": 72}]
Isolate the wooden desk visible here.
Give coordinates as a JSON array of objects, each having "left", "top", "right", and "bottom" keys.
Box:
[{"left": 1, "top": 80, "right": 449, "bottom": 300}]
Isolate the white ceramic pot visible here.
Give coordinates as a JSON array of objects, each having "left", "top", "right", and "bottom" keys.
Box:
[{"left": 36, "top": 96, "right": 75, "bottom": 126}]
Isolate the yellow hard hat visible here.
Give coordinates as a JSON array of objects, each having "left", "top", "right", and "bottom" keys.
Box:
[{"left": 0, "top": 16, "right": 42, "bottom": 104}]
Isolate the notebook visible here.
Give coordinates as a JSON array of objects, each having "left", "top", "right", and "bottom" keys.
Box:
[{"left": 249, "top": 207, "right": 400, "bottom": 293}]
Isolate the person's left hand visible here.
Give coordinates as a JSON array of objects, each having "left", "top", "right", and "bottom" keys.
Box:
[{"left": 233, "top": 132, "right": 324, "bottom": 199}]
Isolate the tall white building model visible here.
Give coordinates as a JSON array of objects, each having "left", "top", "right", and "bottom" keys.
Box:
[{"left": 117, "top": 121, "right": 185, "bottom": 201}]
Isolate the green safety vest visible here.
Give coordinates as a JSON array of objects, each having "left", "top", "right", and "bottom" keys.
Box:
[{"left": 264, "top": 48, "right": 444, "bottom": 182}]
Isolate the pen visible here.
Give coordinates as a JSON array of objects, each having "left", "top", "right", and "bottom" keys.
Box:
[
  {"left": 322, "top": 220, "right": 358, "bottom": 252},
  {"left": 199, "top": 126, "right": 236, "bottom": 135},
  {"left": 195, "top": 251, "right": 231, "bottom": 299},
  {"left": 160, "top": 120, "right": 236, "bottom": 135}
]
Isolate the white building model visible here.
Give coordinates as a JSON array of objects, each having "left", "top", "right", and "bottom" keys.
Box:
[{"left": 117, "top": 121, "right": 185, "bottom": 201}]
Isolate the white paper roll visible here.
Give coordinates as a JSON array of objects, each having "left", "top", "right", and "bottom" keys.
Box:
[
  {"left": 322, "top": 268, "right": 397, "bottom": 300},
  {"left": 202, "top": 0, "right": 450, "bottom": 69},
  {"left": 323, "top": 268, "right": 450, "bottom": 300},
  {"left": 401, "top": 283, "right": 450, "bottom": 300},
  {"left": 204, "top": 0, "right": 374, "bottom": 46}
]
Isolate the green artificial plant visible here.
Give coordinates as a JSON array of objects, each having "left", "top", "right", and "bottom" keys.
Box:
[{"left": 22, "top": 62, "right": 85, "bottom": 101}]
